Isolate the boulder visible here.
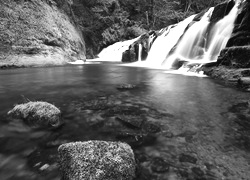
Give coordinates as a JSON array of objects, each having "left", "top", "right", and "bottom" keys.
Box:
[
  {"left": 116, "top": 84, "right": 136, "bottom": 90},
  {"left": 58, "top": 141, "right": 136, "bottom": 180},
  {"left": 217, "top": 46, "right": 250, "bottom": 68},
  {"left": 121, "top": 33, "right": 154, "bottom": 62},
  {"left": 122, "top": 47, "right": 136, "bottom": 62},
  {"left": 210, "top": 0, "right": 235, "bottom": 24},
  {"left": 238, "top": 77, "right": 250, "bottom": 87},
  {"left": 8, "top": 101, "right": 61, "bottom": 128}
]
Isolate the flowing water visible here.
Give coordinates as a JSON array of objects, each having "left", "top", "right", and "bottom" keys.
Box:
[
  {"left": 0, "top": 64, "right": 250, "bottom": 180},
  {"left": 97, "top": 1, "right": 240, "bottom": 71}
]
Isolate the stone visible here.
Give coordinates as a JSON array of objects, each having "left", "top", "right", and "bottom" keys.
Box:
[
  {"left": 210, "top": 0, "right": 235, "bottom": 24},
  {"left": 179, "top": 154, "right": 197, "bottom": 164},
  {"left": 238, "top": 77, "right": 250, "bottom": 87},
  {"left": 121, "top": 33, "right": 152, "bottom": 63},
  {"left": 8, "top": 101, "right": 62, "bottom": 128},
  {"left": 227, "top": 1, "right": 250, "bottom": 47},
  {"left": 116, "top": 84, "right": 136, "bottom": 90},
  {"left": 58, "top": 141, "right": 136, "bottom": 180},
  {"left": 122, "top": 47, "right": 137, "bottom": 62},
  {"left": 217, "top": 46, "right": 250, "bottom": 68},
  {"left": 191, "top": 167, "right": 204, "bottom": 177},
  {"left": 150, "top": 157, "right": 169, "bottom": 173}
]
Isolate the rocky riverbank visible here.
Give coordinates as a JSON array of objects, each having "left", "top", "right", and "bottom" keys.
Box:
[{"left": 0, "top": 0, "right": 85, "bottom": 68}]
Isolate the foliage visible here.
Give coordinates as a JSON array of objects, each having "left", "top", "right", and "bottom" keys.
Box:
[{"left": 70, "top": 0, "right": 225, "bottom": 57}]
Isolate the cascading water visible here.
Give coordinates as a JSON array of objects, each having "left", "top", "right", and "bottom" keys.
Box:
[
  {"left": 96, "top": 0, "right": 241, "bottom": 74},
  {"left": 162, "top": 7, "right": 215, "bottom": 69},
  {"left": 162, "top": 1, "right": 239, "bottom": 69},
  {"left": 97, "top": 36, "right": 140, "bottom": 61},
  {"left": 145, "top": 15, "right": 196, "bottom": 67},
  {"left": 138, "top": 44, "right": 142, "bottom": 62}
]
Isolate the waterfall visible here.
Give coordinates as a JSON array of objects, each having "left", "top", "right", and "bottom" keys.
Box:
[
  {"left": 97, "top": 36, "right": 140, "bottom": 61},
  {"left": 145, "top": 15, "right": 196, "bottom": 67},
  {"left": 162, "top": 7, "right": 214, "bottom": 69},
  {"left": 138, "top": 44, "right": 142, "bottom": 62},
  {"left": 96, "top": 0, "right": 240, "bottom": 72},
  {"left": 162, "top": 2, "right": 239, "bottom": 69}
]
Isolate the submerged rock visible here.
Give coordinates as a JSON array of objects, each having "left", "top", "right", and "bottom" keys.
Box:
[
  {"left": 116, "top": 84, "right": 136, "bottom": 90},
  {"left": 8, "top": 101, "right": 61, "bottom": 128},
  {"left": 58, "top": 141, "right": 136, "bottom": 180}
]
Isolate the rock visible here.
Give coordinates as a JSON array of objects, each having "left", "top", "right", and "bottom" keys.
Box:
[
  {"left": 121, "top": 33, "right": 153, "bottom": 62},
  {"left": 226, "top": 1, "right": 250, "bottom": 47},
  {"left": 8, "top": 101, "right": 62, "bottom": 128},
  {"left": 122, "top": 46, "right": 137, "bottom": 62},
  {"left": 238, "top": 77, "right": 250, "bottom": 87},
  {"left": 217, "top": 46, "right": 250, "bottom": 68},
  {"left": 210, "top": 0, "right": 235, "bottom": 24},
  {"left": 0, "top": 0, "right": 85, "bottom": 67},
  {"left": 116, "top": 84, "right": 136, "bottom": 90},
  {"left": 179, "top": 154, "right": 197, "bottom": 164},
  {"left": 58, "top": 141, "right": 136, "bottom": 180},
  {"left": 191, "top": 167, "right": 204, "bottom": 177},
  {"left": 150, "top": 157, "right": 170, "bottom": 173}
]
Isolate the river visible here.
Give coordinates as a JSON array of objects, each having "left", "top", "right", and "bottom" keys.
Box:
[{"left": 0, "top": 64, "right": 249, "bottom": 180}]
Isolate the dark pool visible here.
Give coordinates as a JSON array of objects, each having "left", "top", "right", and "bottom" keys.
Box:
[{"left": 0, "top": 64, "right": 249, "bottom": 180}]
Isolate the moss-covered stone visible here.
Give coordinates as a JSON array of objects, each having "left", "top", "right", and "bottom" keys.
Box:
[
  {"left": 58, "top": 141, "right": 136, "bottom": 180},
  {"left": 8, "top": 101, "right": 61, "bottom": 128}
]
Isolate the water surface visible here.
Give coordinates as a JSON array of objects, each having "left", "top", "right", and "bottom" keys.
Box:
[{"left": 0, "top": 64, "right": 249, "bottom": 180}]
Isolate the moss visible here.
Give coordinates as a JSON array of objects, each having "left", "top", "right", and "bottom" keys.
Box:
[
  {"left": 8, "top": 101, "right": 62, "bottom": 128},
  {"left": 58, "top": 141, "right": 136, "bottom": 180}
]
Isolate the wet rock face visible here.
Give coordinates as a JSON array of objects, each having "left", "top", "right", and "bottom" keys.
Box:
[
  {"left": 8, "top": 101, "right": 62, "bottom": 129},
  {"left": 217, "top": 1, "right": 250, "bottom": 68},
  {"left": 210, "top": 0, "right": 235, "bottom": 23},
  {"left": 122, "top": 33, "right": 152, "bottom": 62},
  {"left": 58, "top": 141, "right": 136, "bottom": 180},
  {"left": 227, "top": 1, "right": 250, "bottom": 47},
  {"left": 217, "top": 46, "right": 250, "bottom": 68},
  {"left": 0, "top": 0, "right": 85, "bottom": 67}
]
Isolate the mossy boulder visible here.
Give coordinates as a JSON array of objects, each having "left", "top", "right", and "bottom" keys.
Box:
[
  {"left": 8, "top": 101, "right": 62, "bottom": 128},
  {"left": 58, "top": 141, "right": 136, "bottom": 180}
]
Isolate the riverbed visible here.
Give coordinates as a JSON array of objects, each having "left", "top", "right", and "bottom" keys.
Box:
[{"left": 0, "top": 64, "right": 249, "bottom": 180}]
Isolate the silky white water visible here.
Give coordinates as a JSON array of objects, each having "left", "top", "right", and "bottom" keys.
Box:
[
  {"left": 96, "top": 0, "right": 240, "bottom": 73},
  {"left": 97, "top": 36, "right": 140, "bottom": 61},
  {"left": 138, "top": 44, "right": 142, "bottom": 62},
  {"left": 145, "top": 15, "right": 196, "bottom": 67}
]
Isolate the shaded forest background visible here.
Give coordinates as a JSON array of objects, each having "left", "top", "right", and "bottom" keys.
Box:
[{"left": 62, "top": 0, "right": 224, "bottom": 57}]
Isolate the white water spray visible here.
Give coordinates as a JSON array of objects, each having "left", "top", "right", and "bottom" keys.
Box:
[
  {"left": 145, "top": 15, "right": 196, "bottom": 67},
  {"left": 162, "top": 7, "right": 214, "bottom": 69},
  {"left": 94, "top": 0, "right": 240, "bottom": 76},
  {"left": 163, "top": 1, "right": 239, "bottom": 68},
  {"left": 97, "top": 37, "right": 140, "bottom": 61},
  {"left": 138, "top": 44, "right": 142, "bottom": 62}
]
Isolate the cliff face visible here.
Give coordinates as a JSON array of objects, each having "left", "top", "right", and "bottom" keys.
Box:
[
  {"left": 203, "top": 0, "right": 250, "bottom": 84},
  {"left": 0, "top": 0, "right": 85, "bottom": 67}
]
